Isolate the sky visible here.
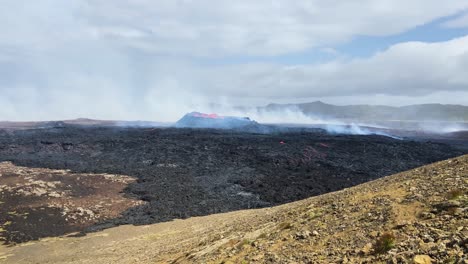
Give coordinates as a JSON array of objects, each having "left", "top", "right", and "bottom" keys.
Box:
[{"left": 1, "top": 1, "right": 468, "bottom": 121}]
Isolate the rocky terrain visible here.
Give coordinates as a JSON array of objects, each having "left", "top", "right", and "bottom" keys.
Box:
[
  {"left": 0, "top": 154, "right": 466, "bottom": 263},
  {"left": 0, "top": 126, "right": 466, "bottom": 246},
  {"left": 0, "top": 162, "right": 142, "bottom": 244}
]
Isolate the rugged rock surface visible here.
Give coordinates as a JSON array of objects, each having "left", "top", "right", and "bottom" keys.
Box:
[
  {"left": 0, "top": 155, "right": 466, "bottom": 263},
  {"left": 0, "top": 162, "right": 142, "bottom": 244},
  {"left": 0, "top": 127, "right": 465, "bottom": 244}
]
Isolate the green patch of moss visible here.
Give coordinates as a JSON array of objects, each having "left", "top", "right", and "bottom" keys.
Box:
[{"left": 373, "top": 232, "right": 396, "bottom": 254}]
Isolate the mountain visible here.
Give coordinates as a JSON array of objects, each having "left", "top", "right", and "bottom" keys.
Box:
[
  {"left": 175, "top": 112, "right": 258, "bottom": 129},
  {"left": 0, "top": 118, "right": 170, "bottom": 130},
  {"left": 261, "top": 101, "right": 468, "bottom": 122},
  {"left": 1, "top": 155, "right": 466, "bottom": 263}
]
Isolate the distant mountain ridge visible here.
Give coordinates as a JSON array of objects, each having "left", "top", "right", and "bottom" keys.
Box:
[{"left": 261, "top": 101, "right": 468, "bottom": 122}]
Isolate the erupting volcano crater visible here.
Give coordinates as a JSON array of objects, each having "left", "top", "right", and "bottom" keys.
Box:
[{"left": 175, "top": 112, "right": 258, "bottom": 129}]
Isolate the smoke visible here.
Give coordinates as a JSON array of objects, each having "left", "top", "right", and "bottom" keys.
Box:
[
  {"left": 323, "top": 123, "right": 403, "bottom": 139},
  {"left": 415, "top": 122, "right": 468, "bottom": 133},
  {"left": 173, "top": 104, "right": 405, "bottom": 138},
  {"left": 324, "top": 123, "right": 371, "bottom": 135},
  {"left": 208, "top": 105, "right": 323, "bottom": 124}
]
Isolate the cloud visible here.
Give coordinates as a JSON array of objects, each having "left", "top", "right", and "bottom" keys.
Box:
[
  {"left": 194, "top": 36, "right": 468, "bottom": 98},
  {"left": 1, "top": 1, "right": 468, "bottom": 121},
  {"left": 2, "top": 35, "right": 468, "bottom": 121},
  {"left": 2, "top": 1, "right": 468, "bottom": 56},
  {"left": 442, "top": 12, "right": 468, "bottom": 28}
]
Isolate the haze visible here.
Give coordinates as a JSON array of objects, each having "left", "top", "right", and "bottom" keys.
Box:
[{"left": 1, "top": 1, "right": 468, "bottom": 122}]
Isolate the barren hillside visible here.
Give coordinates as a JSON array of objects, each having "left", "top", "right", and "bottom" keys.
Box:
[{"left": 1, "top": 155, "right": 466, "bottom": 263}]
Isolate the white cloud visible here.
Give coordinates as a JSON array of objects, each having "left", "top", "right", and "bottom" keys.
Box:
[
  {"left": 191, "top": 36, "right": 468, "bottom": 99},
  {"left": 442, "top": 12, "right": 468, "bottom": 28},
  {"left": 1, "top": 1, "right": 468, "bottom": 121},
  {"left": 2, "top": 0, "right": 468, "bottom": 56},
  {"left": 2, "top": 35, "right": 468, "bottom": 121}
]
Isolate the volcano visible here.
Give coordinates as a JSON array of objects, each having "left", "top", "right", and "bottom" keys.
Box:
[{"left": 175, "top": 112, "right": 258, "bottom": 129}]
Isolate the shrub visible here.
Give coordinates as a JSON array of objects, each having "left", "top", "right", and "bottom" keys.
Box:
[
  {"left": 373, "top": 232, "right": 396, "bottom": 254},
  {"left": 236, "top": 239, "right": 253, "bottom": 250},
  {"left": 278, "top": 221, "right": 293, "bottom": 230},
  {"left": 307, "top": 210, "right": 323, "bottom": 220},
  {"left": 447, "top": 189, "right": 463, "bottom": 200}
]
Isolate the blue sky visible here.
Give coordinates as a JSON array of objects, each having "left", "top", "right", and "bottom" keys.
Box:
[
  {"left": 337, "top": 12, "right": 468, "bottom": 58},
  {"left": 199, "top": 11, "right": 468, "bottom": 66},
  {"left": 1, "top": 1, "right": 468, "bottom": 121}
]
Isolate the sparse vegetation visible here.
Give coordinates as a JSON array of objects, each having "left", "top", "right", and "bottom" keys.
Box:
[
  {"left": 236, "top": 239, "right": 254, "bottom": 250},
  {"left": 446, "top": 189, "right": 463, "bottom": 200},
  {"left": 307, "top": 209, "right": 323, "bottom": 220},
  {"left": 446, "top": 207, "right": 459, "bottom": 215},
  {"left": 225, "top": 239, "right": 239, "bottom": 248},
  {"left": 373, "top": 232, "right": 396, "bottom": 254},
  {"left": 443, "top": 256, "right": 457, "bottom": 264},
  {"left": 278, "top": 221, "right": 293, "bottom": 230}
]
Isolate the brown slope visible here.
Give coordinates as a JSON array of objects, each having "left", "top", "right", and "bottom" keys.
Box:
[{"left": 1, "top": 155, "right": 467, "bottom": 264}]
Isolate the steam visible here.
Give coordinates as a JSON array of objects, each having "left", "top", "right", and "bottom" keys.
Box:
[
  {"left": 416, "top": 122, "right": 468, "bottom": 133},
  {"left": 210, "top": 105, "right": 467, "bottom": 137},
  {"left": 174, "top": 105, "right": 405, "bottom": 138},
  {"left": 323, "top": 123, "right": 403, "bottom": 139},
  {"left": 324, "top": 123, "right": 373, "bottom": 135}
]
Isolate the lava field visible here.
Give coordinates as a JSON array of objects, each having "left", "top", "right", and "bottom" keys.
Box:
[{"left": 0, "top": 126, "right": 466, "bottom": 244}]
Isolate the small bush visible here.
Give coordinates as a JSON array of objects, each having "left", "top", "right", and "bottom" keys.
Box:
[
  {"left": 241, "top": 239, "right": 251, "bottom": 246},
  {"left": 225, "top": 239, "right": 239, "bottom": 248},
  {"left": 447, "top": 207, "right": 459, "bottom": 215},
  {"left": 447, "top": 189, "right": 463, "bottom": 200},
  {"left": 443, "top": 256, "right": 457, "bottom": 264},
  {"left": 236, "top": 239, "right": 253, "bottom": 250},
  {"left": 373, "top": 232, "right": 396, "bottom": 254},
  {"left": 308, "top": 210, "right": 323, "bottom": 220},
  {"left": 278, "top": 221, "right": 293, "bottom": 230}
]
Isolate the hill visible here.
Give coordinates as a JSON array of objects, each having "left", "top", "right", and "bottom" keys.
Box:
[
  {"left": 1, "top": 155, "right": 466, "bottom": 263},
  {"left": 0, "top": 119, "right": 169, "bottom": 130},
  {"left": 261, "top": 101, "right": 468, "bottom": 122}
]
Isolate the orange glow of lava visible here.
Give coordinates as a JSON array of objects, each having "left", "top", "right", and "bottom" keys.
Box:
[{"left": 192, "top": 113, "right": 224, "bottom": 119}]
